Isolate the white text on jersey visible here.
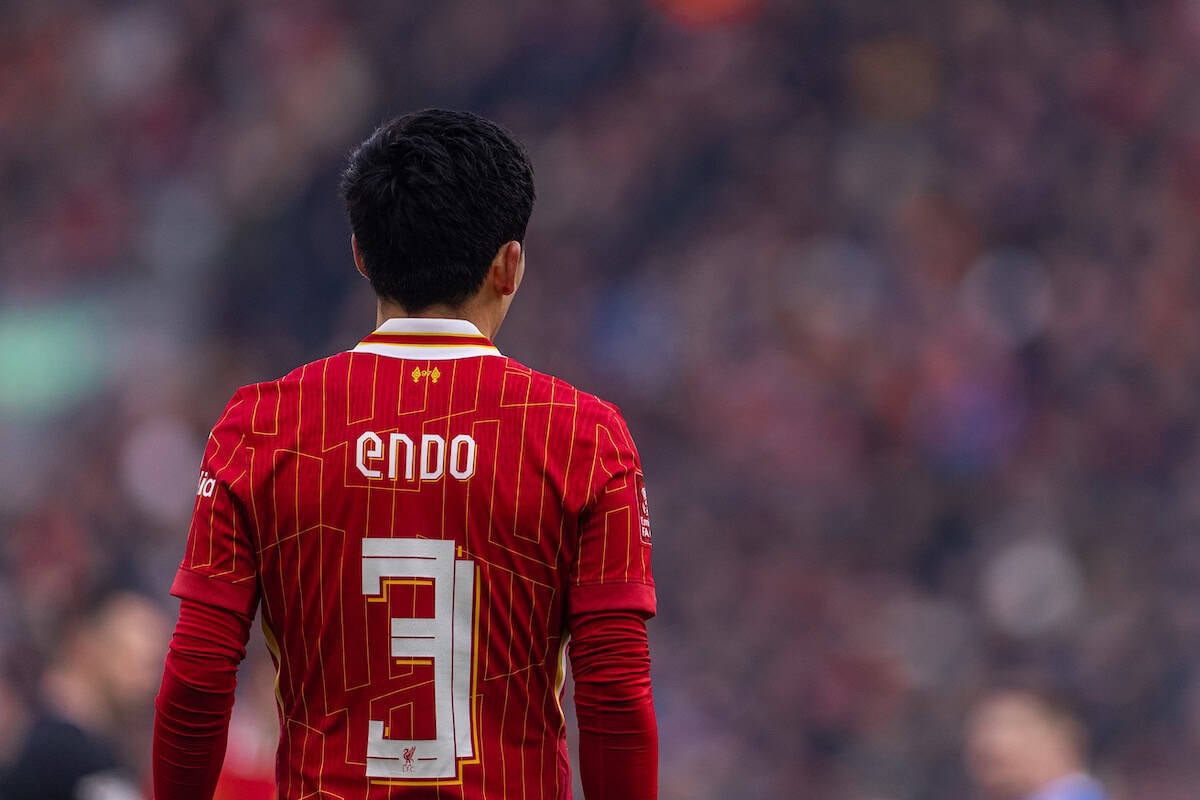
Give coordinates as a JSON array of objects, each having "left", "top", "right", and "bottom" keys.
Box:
[
  {"left": 196, "top": 471, "right": 216, "bottom": 497},
  {"left": 356, "top": 431, "right": 477, "bottom": 482}
]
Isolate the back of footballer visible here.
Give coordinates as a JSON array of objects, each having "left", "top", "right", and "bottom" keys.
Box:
[{"left": 153, "top": 110, "right": 658, "bottom": 799}]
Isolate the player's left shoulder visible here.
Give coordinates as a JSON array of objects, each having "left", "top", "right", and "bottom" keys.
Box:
[
  {"left": 525, "top": 361, "right": 632, "bottom": 433},
  {"left": 574, "top": 386, "right": 633, "bottom": 438}
]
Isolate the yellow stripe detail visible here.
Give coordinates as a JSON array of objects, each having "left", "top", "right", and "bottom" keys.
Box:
[
  {"left": 366, "top": 341, "right": 499, "bottom": 350},
  {"left": 260, "top": 617, "right": 285, "bottom": 713},
  {"left": 366, "top": 577, "right": 434, "bottom": 602}
]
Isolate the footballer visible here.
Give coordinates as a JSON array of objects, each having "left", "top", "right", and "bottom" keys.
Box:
[{"left": 153, "top": 110, "right": 658, "bottom": 799}]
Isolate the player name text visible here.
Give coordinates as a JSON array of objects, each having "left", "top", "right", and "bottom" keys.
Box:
[{"left": 356, "top": 431, "right": 477, "bottom": 482}]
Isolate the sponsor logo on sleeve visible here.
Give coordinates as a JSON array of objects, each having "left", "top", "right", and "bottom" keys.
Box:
[
  {"left": 637, "top": 479, "right": 652, "bottom": 546},
  {"left": 196, "top": 470, "right": 216, "bottom": 498}
]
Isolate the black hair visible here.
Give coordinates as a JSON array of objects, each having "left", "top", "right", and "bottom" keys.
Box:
[{"left": 340, "top": 109, "right": 535, "bottom": 312}]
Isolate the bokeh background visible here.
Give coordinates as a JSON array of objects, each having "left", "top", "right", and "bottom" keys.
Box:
[{"left": 4, "top": 0, "right": 1200, "bottom": 797}]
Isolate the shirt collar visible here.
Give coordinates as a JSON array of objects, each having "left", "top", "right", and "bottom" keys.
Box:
[
  {"left": 1028, "top": 774, "right": 1102, "bottom": 800},
  {"left": 351, "top": 317, "right": 503, "bottom": 361}
]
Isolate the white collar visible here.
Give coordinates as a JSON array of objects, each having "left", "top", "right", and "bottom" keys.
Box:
[{"left": 351, "top": 317, "right": 503, "bottom": 361}]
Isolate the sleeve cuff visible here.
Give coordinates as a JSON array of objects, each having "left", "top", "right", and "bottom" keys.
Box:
[
  {"left": 568, "top": 582, "right": 656, "bottom": 620},
  {"left": 171, "top": 567, "right": 258, "bottom": 618}
]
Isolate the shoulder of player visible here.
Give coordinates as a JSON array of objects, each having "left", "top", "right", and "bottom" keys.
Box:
[
  {"left": 214, "top": 353, "right": 348, "bottom": 435},
  {"left": 503, "top": 358, "right": 630, "bottom": 436}
]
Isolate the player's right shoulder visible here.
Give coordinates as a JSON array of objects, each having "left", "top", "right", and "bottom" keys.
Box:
[{"left": 211, "top": 352, "right": 345, "bottom": 440}]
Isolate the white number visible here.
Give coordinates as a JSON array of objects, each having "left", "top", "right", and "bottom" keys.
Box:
[
  {"left": 361, "top": 538, "right": 477, "bottom": 779},
  {"left": 356, "top": 432, "right": 476, "bottom": 482}
]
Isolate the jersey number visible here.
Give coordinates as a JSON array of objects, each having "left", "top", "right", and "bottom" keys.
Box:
[{"left": 361, "top": 538, "right": 477, "bottom": 780}]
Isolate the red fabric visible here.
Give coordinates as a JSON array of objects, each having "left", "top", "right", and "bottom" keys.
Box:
[
  {"left": 169, "top": 333, "right": 656, "bottom": 798},
  {"left": 154, "top": 598, "right": 252, "bottom": 800},
  {"left": 570, "top": 611, "right": 658, "bottom": 800},
  {"left": 171, "top": 567, "right": 256, "bottom": 618}
]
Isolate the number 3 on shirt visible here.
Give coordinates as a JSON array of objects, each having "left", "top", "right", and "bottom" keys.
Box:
[{"left": 361, "top": 538, "right": 478, "bottom": 780}]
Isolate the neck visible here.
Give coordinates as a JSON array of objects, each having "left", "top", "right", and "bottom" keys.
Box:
[{"left": 376, "top": 299, "right": 503, "bottom": 339}]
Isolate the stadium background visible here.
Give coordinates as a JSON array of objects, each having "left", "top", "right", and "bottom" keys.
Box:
[{"left": 3, "top": 0, "right": 1200, "bottom": 797}]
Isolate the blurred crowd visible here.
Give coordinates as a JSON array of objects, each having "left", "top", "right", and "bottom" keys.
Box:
[{"left": 4, "top": 0, "right": 1200, "bottom": 797}]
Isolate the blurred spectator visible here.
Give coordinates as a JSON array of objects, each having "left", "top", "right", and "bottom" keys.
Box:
[
  {"left": 967, "top": 687, "right": 1108, "bottom": 800},
  {"left": 0, "top": 590, "right": 168, "bottom": 800},
  {"left": 0, "top": 671, "right": 29, "bottom": 776}
]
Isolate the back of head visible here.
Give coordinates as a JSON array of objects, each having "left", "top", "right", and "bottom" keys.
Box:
[{"left": 340, "top": 109, "right": 536, "bottom": 313}]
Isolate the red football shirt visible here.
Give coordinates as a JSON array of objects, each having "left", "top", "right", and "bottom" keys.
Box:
[{"left": 171, "top": 317, "right": 656, "bottom": 799}]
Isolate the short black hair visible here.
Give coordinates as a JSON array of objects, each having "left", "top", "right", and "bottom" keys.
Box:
[{"left": 340, "top": 109, "right": 535, "bottom": 312}]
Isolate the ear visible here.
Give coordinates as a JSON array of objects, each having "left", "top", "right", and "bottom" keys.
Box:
[
  {"left": 351, "top": 234, "right": 368, "bottom": 279},
  {"left": 490, "top": 240, "right": 523, "bottom": 297}
]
